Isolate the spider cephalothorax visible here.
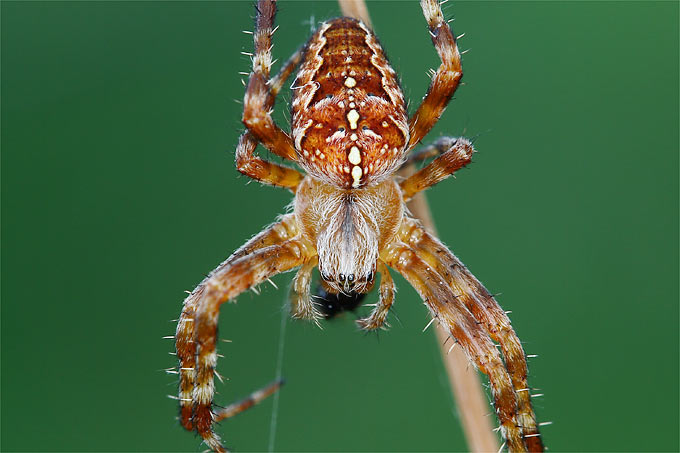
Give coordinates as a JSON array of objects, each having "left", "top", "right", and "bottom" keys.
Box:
[{"left": 174, "top": 1, "right": 544, "bottom": 451}]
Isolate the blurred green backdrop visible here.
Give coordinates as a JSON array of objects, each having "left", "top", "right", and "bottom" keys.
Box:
[{"left": 2, "top": 1, "right": 678, "bottom": 451}]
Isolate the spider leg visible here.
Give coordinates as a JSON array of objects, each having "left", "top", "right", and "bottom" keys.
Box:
[
  {"left": 229, "top": 213, "right": 298, "bottom": 261},
  {"left": 382, "top": 241, "right": 528, "bottom": 452},
  {"left": 400, "top": 136, "right": 463, "bottom": 167},
  {"left": 269, "top": 45, "right": 304, "bottom": 97},
  {"left": 192, "top": 240, "right": 311, "bottom": 452},
  {"left": 242, "top": 0, "right": 298, "bottom": 162},
  {"left": 408, "top": 0, "right": 463, "bottom": 149},
  {"left": 177, "top": 295, "right": 198, "bottom": 431},
  {"left": 176, "top": 215, "right": 313, "bottom": 452},
  {"left": 356, "top": 262, "right": 395, "bottom": 330},
  {"left": 214, "top": 378, "right": 284, "bottom": 422},
  {"left": 290, "top": 256, "right": 323, "bottom": 324},
  {"left": 177, "top": 215, "right": 295, "bottom": 431},
  {"left": 236, "top": 6, "right": 306, "bottom": 189},
  {"left": 400, "top": 137, "right": 475, "bottom": 201},
  {"left": 400, "top": 218, "right": 544, "bottom": 451},
  {"left": 235, "top": 131, "right": 304, "bottom": 191}
]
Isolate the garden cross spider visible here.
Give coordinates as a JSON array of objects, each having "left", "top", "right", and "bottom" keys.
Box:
[{"left": 174, "top": 0, "right": 544, "bottom": 451}]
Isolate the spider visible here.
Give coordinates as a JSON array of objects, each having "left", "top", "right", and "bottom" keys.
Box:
[{"left": 174, "top": 0, "right": 544, "bottom": 451}]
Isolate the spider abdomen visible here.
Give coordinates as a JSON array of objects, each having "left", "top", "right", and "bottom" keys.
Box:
[{"left": 291, "top": 18, "right": 409, "bottom": 189}]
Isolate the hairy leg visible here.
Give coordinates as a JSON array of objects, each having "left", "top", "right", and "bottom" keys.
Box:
[
  {"left": 191, "top": 239, "right": 311, "bottom": 452},
  {"left": 176, "top": 214, "right": 311, "bottom": 451},
  {"left": 290, "top": 257, "right": 322, "bottom": 324},
  {"left": 229, "top": 214, "right": 298, "bottom": 261},
  {"left": 401, "top": 136, "right": 464, "bottom": 166},
  {"left": 237, "top": 6, "right": 306, "bottom": 188},
  {"left": 177, "top": 215, "right": 294, "bottom": 434},
  {"left": 176, "top": 297, "right": 198, "bottom": 430},
  {"left": 242, "top": 0, "right": 298, "bottom": 161},
  {"left": 356, "top": 262, "right": 395, "bottom": 330},
  {"left": 269, "top": 45, "right": 304, "bottom": 97},
  {"left": 235, "top": 132, "right": 304, "bottom": 191},
  {"left": 382, "top": 242, "right": 528, "bottom": 452},
  {"left": 408, "top": 0, "right": 463, "bottom": 149},
  {"left": 400, "top": 137, "right": 474, "bottom": 200},
  {"left": 399, "top": 219, "right": 544, "bottom": 451}
]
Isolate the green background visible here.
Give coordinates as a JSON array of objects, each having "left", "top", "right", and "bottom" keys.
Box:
[{"left": 2, "top": 1, "right": 678, "bottom": 451}]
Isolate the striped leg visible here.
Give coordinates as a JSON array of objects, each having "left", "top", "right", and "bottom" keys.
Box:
[
  {"left": 401, "top": 136, "right": 465, "bottom": 166},
  {"left": 269, "top": 45, "right": 304, "bottom": 97},
  {"left": 400, "top": 218, "right": 544, "bottom": 451},
  {"left": 382, "top": 242, "right": 528, "bottom": 452},
  {"left": 176, "top": 295, "right": 198, "bottom": 430},
  {"left": 229, "top": 214, "right": 298, "bottom": 262},
  {"left": 214, "top": 379, "right": 285, "bottom": 422},
  {"left": 192, "top": 239, "right": 311, "bottom": 451},
  {"left": 237, "top": 6, "right": 307, "bottom": 188},
  {"left": 242, "top": 0, "right": 298, "bottom": 161},
  {"left": 235, "top": 132, "right": 304, "bottom": 191},
  {"left": 400, "top": 137, "right": 475, "bottom": 201},
  {"left": 356, "top": 262, "right": 395, "bottom": 330},
  {"left": 408, "top": 0, "right": 463, "bottom": 149},
  {"left": 175, "top": 215, "right": 309, "bottom": 452}
]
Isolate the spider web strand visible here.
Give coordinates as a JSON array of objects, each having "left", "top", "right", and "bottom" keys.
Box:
[{"left": 267, "top": 298, "right": 288, "bottom": 452}]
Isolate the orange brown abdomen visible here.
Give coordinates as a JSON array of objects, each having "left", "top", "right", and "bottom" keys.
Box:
[{"left": 291, "top": 18, "right": 409, "bottom": 189}]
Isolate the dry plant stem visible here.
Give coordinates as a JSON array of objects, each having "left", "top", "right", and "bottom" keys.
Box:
[
  {"left": 407, "top": 183, "right": 499, "bottom": 452},
  {"left": 337, "top": 0, "right": 500, "bottom": 450},
  {"left": 338, "top": 0, "right": 373, "bottom": 28}
]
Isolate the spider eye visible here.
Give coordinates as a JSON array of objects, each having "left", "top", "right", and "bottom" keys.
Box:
[
  {"left": 338, "top": 126, "right": 345, "bottom": 132},
  {"left": 338, "top": 273, "right": 346, "bottom": 282},
  {"left": 347, "top": 274, "right": 355, "bottom": 283},
  {"left": 362, "top": 126, "right": 368, "bottom": 131},
  {"left": 326, "top": 94, "right": 333, "bottom": 99}
]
